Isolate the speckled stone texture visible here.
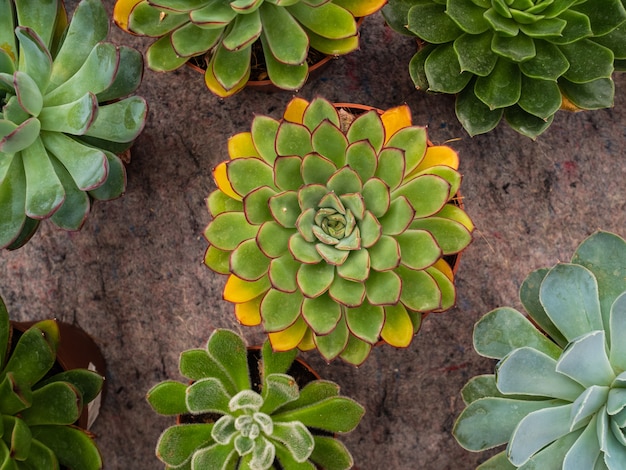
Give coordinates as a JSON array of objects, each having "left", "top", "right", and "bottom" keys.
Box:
[{"left": 2, "top": 1, "right": 626, "bottom": 469}]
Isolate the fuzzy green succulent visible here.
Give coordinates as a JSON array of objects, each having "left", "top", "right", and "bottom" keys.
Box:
[
  {"left": 454, "top": 231, "right": 626, "bottom": 468},
  {"left": 114, "top": 0, "right": 385, "bottom": 97},
  {"left": 0, "top": 0, "right": 148, "bottom": 249},
  {"left": 0, "top": 295, "right": 104, "bottom": 469},
  {"left": 147, "top": 329, "right": 364, "bottom": 470},
  {"left": 203, "top": 97, "right": 474, "bottom": 365},
  {"left": 383, "top": 0, "right": 626, "bottom": 138}
]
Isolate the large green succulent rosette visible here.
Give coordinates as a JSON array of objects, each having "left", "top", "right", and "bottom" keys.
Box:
[
  {"left": 204, "top": 97, "right": 474, "bottom": 365},
  {"left": 383, "top": 0, "right": 626, "bottom": 138},
  {"left": 0, "top": 0, "right": 148, "bottom": 249},
  {"left": 454, "top": 231, "right": 626, "bottom": 469}
]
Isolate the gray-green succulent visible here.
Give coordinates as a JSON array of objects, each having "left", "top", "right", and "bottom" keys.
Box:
[
  {"left": 454, "top": 231, "right": 626, "bottom": 469},
  {"left": 383, "top": 0, "right": 626, "bottom": 138},
  {"left": 0, "top": 0, "right": 147, "bottom": 249},
  {"left": 0, "top": 295, "right": 104, "bottom": 469},
  {"left": 147, "top": 329, "right": 365, "bottom": 470}
]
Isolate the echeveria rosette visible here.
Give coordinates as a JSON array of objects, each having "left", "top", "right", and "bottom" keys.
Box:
[
  {"left": 203, "top": 97, "right": 474, "bottom": 365},
  {"left": 0, "top": 296, "right": 104, "bottom": 469},
  {"left": 114, "top": 0, "right": 385, "bottom": 97},
  {"left": 382, "top": 0, "right": 626, "bottom": 138},
  {"left": 147, "top": 329, "right": 364, "bottom": 469},
  {"left": 453, "top": 231, "right": 626, "bottom": 469},
  {"left": 0, "top": 0, "right": 148, "bottom": 249}
]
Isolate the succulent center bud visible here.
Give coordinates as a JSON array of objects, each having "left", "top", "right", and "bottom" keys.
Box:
[{"left": 311, "top": 193, "right": 361, "bottom": 251}]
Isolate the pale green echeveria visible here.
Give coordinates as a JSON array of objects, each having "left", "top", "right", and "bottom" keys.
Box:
[
  {"left": 114, "top": 0, "right": 376, "bottom": 96},
  {"left": 0, "top": 296, "right": 104, "bottom": 469},
  {"left": 454, "top": 231, "right": 626, "bottom": 469},
  {"left": 382, "top": 0, "right": 626, "bottom": 138},
  {"left": 147, "top": 329, "right": 365, "bottom": 470},
  {"left": 0, "top": 0, "right": 147, "bottom": 249}
]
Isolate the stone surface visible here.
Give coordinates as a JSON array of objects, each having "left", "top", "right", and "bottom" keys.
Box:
[{"left": 1, "top": 2, "right": 626, "bottom": 469}]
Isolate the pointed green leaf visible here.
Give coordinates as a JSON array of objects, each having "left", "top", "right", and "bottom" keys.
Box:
[
  {"left": 297, "top": 262, "right": 335, "bottom": 298},
  {"left": 155, "top": 424, "right": 217, "bottom": 468},
  {"left": 228, "top": 157, "right": 275, "bottom": 197},
  {"left": 231, "top": 238, "right": 271, "bottom": 281},
  {"left": 146, "top": 380, "right": 189, "bottom": 415},
  {"left": 475, "top": 59, "right": 522, "bottom": 110},
  {"left": 345, "top": 302, "right": 384, "bottom": 344},
  {"left": 257, "top": 221, "right": 293, "bottom": 258},
  {"left": 0, "top": 117, "right": 40, "bottom": 154},
  {"left": 455, "top": 82, "right": 504, "bottom": 136},
  {"left": 301, "top": 153, "right": 337, "bottom": 185},
  {"left": 269, "top": 191, "right": 300, "bottom": 228},
  {"left": 186, "top": 378, "right": 231, "bottom": 414},
  {"left": 30, "top": 425, "right": 102, "bottom": 470},
  {"left": 271, "top": 421, "right": 314, "bottom": 462},
  {"left": 87, "top": 151, "right": 126, "bottom": 201},
  {"left": 288, "top": 1, "right": 356, "bottom": 39},
  {"left": 206, "top": 329, "right": 251, "bottom": 393},
  {"left": 19, "top": 382, "right": 80, "bottom": 425},
  {"left": 83, "top": 96, "right": 147, "bottom": 143},
  {"left": 273, "top": 156, "right": 304, "bottom": 191},
  {"left": 309, "top": 435, "right": 354, "bottom": 470},
  {"left": 374, "top": 147, "right": 405, "bottom": 190},
  {"left": 336, "top": 249, "right": 370, "bottom": 282},
  {"left": 301, "top": 294, "right": 342, "bottom": 335},
  {"left": 205, "top": 212, "right": 258, "bottom": 250},
  {"left": 276, "top": 122, "right": 312, "bottom": 158},
  {"left": 406, "top": 3, "right": 462, "bottom": 42},
  {"left": 212, "top": 43, "right": 252, "bottom": 91},
  {"left": 313, "top": 316, "right": 349, "bottom": 360},
  {"left": 259, "top": 3, "right": 308, "bottom": 65},
  {"left": 424, "top": 43, "right": 472, "bottom": 94},
  {"left": 311, "top": 121, "right": 348, "bottom": 168},
  {"left": 22, "top": 136, "right": 65, "bottom": 218},
  {"left": 261, "top": 289, "right": 304, "bottom": 331},
  {"left": 454, "top": 32, "right": 498, "bottom": 77},
  {"left": 47, "top": 154, "right": 89, "bottom": 230},
  {"left": 345, "top": 140, "right": 377, "bottom": 182},
  {"left": 556, "top": 331, "right": 615, "bottom": 387},
  {"left": 251, "top": 116, "right": 280, "bottom": 164},
  {"left": 289, "top": 233, "right": 322, "bottom": 263},
  {"left": 273, "top": 396, "right": 364, "bottom": 433},
  {"left": 396, "top": 265, "right": 441, "bottom": 312},
  {"left": 15, "top": 27, "right": 51, "bottom": 92}
]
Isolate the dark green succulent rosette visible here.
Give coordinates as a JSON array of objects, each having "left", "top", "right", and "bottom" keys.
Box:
[
  {"left": 383, "top": 0, "right": 626, "bottom": 138},
  {"left": 0, "top": 0, "right": 147, "bottom": 249}
]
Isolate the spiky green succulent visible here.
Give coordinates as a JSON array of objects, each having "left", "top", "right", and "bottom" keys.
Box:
[
  {"left": 382, "top": 0, "right": 626, "bottom": 138},
  {"left": 114, "top": 0, "right": 385, "bottom": 97},
  {"left": 147, "top": 329, "right": 364, "bottom": 470},
  {"left": 454, "top": 231, "right": 626, "bottom": 469},
  {"left": 0, "top": 295, "right": 104, "bottom": 469},
  {"left": 0, "top": 0, "right": 147, "bottom": 249},
  {"left": 203, "top": 97, "right": 474, "bottom": 365}
]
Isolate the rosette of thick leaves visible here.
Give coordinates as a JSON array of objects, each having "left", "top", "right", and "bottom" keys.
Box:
[
  {"left": 0, "top": 0, "right": 147, "bottom": 249},
  {"left": 114, "top": 0, "right": 385, "bottom": 97},
  {"left": 204, "top": 97, "right": 474, "bottom": 365},
  {"left": 382, "top": 0, "right": 626, "bottom": 138},
  {"left": 454, "top": 231, "right": 626, "bottom": 469}
]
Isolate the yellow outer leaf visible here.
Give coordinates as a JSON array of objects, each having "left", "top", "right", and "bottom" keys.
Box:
[
  {"left": 235, "top": 296, "right": 263, "bottom": 326},
  {"left": 415, "top": 145, "right": 459, "bottom": 171},
  {"left": 432, "top": 259, "right": 454, "bottom": 282},
  {"left": 223, "top": 275, "right": 270, "bottom": 303},
  {"left": 334, "top": 0, "right": 387, "bottom": 17},
  {"left": 213, "top": 162, "right": 241, "bottom": 201},
  {"left": 283, "top": 97, "right": 309, "bottom": 124},
  {"left": 380, "top": 304, "right": 414, "bottom": 347},
  {"left": 228, "top": 132, "right": 260, "bottom": 160},
  {"left": 204, "top": 59, "right": 249, "bottom": 98},
  {"left": 268, "top": 317, "right": 309, "bottom": 351},
  {"left": 381, "top": 105, "right": 412, "bottom": 143},
  {"left": 113, "top": 0, "right": 143, "bottom": 32}
]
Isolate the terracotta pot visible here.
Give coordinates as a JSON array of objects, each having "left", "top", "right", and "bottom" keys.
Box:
[{"left": 11, "top": 321, "right": 106, "bottom": 430}]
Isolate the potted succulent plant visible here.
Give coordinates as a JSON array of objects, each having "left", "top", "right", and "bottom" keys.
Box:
[
  {"left": 453, "top": 231, "right": 626, "bottom": 468},
  {"left": 113, "top": 0, "right": 386, "bottom": 97},
  {"left": 0, "top": 0, "right": 148, "bottom": 249},
  {"left": 147, "top": 328, "right": 365, "bottom": 469},
  {"left": 382, "top": 0, "right": 626, "bottom": 138},
  {"left": 0, "top": 294, "right": 105, "bottom": 469},
  {"left": 203, "top": 96, "right": 474, "bottom": 365}
]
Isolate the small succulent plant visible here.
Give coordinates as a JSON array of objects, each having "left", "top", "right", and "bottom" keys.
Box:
[
  {"left": 113, "top": 0, "right": 385, "bottom": 97},
  {"left": 204, "top": 97, "right": 474, "bottom": 365},
  {"left": 0, "top": 0, "right": 147, "bottom": 249},
  {"left": 382, "top": 0, "right": 626, "bottom": 138},
  {"left": 0, "top": 295, "right": 104, "bottom": 469},
  {"left": 454, "top": 231, "right": 626, "bottom": 468},
  {"left": 147, "top": 329, "right": 364, "bottom": 469}
]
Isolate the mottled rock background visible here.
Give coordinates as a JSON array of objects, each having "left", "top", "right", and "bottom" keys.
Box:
[{"left": 2, "top": 2, "right": 625, "bottom": 468}]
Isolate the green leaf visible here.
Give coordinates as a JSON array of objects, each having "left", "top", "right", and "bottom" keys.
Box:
[
  {"left": 301, "top": 153, "right": 337, "bottom": 185},
  {"left": 484, "top": 8, "right": 519, "bottom": 36},
  {"left": 243, "top": 186, "right": 275, "bottom": 224},
  {"left": 460, "top": 375, "right": 500, "bottom": 405},
  {"left": 592, "top": 23, "right": 626, "bottom": 58},
  {"left": 392, "top": 174, "right": 450, "bottom": 218},
  {"left": 381, "top": 0, "right": 414, "bottom": 35},
  {"left": 191, "top": 443, "right": 237, "bottom": 470},
  {"left": 251, "top": 116, "right": 280, "bottom": 164},
  {"left": 3, "top": 415, "right": 31, "bottom": 461},
  {"left": 386, "top": 126, "right": 428, "bottom": 175},
  {"left": 424, "top": 43, "right": 472, "bottom": 93},
  {"left": 309, "top": 435, "right": 354, "bottom": 470},
  {"left": 259, "top": 3, "right": 308, "bottom": 64},
  {"left": 361, "top": 179, "right": 390, "bottom": 219},
  {"left": 346, "top": 110, "right": 384, "bottom": 153},
  {"left": 302, "top": 98, "right": 339, "bottom": 131},
  {"left": 495, "top": 347, "right": 584, "bottom": 400},
  {"left": 272, "top": 156, "right": 303, "bottom": 192},
  {"left": 156, "top": 424, "right": 217, "bottom": 468},
  {"left": 368, "top": 235, "right": 400, "bottom": 271},
  {"left": 539, "top": 263, "right": 603, "bottom": 342},
  {"left": 171, "top": 23, "right": 221, "bottom": 59},
  {"left": 491, "top": 33, "right": 536, "bottom": 62},
  {"left": 311, "top": 121, "right": 348, "bottom": 168},
  {"left": 206, "top": 329, "right": 251, "bottom": 393},
  {"left": 453, "top": 397, "right": 562, "bottom": 451},
  {"left": 146, "top": 380, "right": 189, "bottom": 415},
  {"left": 287, "top": 1, "right": 357, "bottom": 39},
  {"left": 48, "top": 0, "right": 109, "bottom": 91},
  {"left": 222, "top": 10, "right": 262, "bottom": 51},
  {"left": 186, "top": 378, "right": 231, "bottom": 414},
  {"left": 519, "top": 17, "right": 567, "bottom": 38},
  {"left": 31, "top": 425, "right": 102, "bottom": 470},
  {"left": 38, "top": 368, "right": 102, "bottom": 406},
  {"left": 345, "top": 141, "right": 377, "bottom": 182},
  {"left": 211, "top": 43, "right": 251, "bottom": 91},
  {"left": 261, "top": 373, "right": 300, "bottom": 415},
  {"left": 610, "top": 294, "right": 626, "bottom": 371},
  {"left": 455, "top": 81, "right": 504, "bottom": 135},
  {"left": 475, "top": 59, "right": 522, "bottom": 109},
  {"left": 454, "top": 32, "right": 498, "bottom": 76},
  {"left": 274, "top": 442, "right": 316, "bottom": 470},
  {"left": 336, "top": 249, "right": 369, "bottom": 282},
  {"left": 23, "top": 439, "right": 58, "bottom": 469},
  {"left": 473, "top": 307, "right": 562, "bottom": 360},
  {"left": 396, "top": 229, "right": 441, "bottom": 270},
  {"left": 14, "top": 27, "right": 52, "bottom": 92},
  {"left": 297, "top": 262, "right": 335, "bottom": 297},
  {"left": 0, "top": 118, "right": 40, "bottom": 154},
  {"left": 145, "top": 35, "right": 190, "bottom": 72},
  {"left": 129, "top": 2, "right": 189, "bottom": 36},
  {"left": 38, "top": 92, "right": 97, "bottom": 136},
  {"left": 205, "top": 212, "right": 258, "bottom": 251},
  {"left": 228, "top": 157, "right": 275, "bottom": 196},
  {"left": 374, "top": 148, "right": 404, "bottom": 191},
  {"left": 289, "top": 233, "right": 322, "bottom": 263},
  {"left": 276, "top": 122, "right": 313, "bottom": 158},
  {"left": 271, "top": 421, "right": 314, "bottom": 462},
  {"left": 559, "top": 76, "right": 615, "bottom": 110},
  {"left": 446, "top": 0, "right": 490, "bottom": 34},
  {"left": 273, "top": 396, "right": 364, "bottom": 433},
  {"left": 261, "top": 289, "right": 304, "bottom": 331},
  {"left": 560, "top": 39, "right": 615, "bottom": 83},
  {"left": 0, "top": 157, "right": 29, "bottom": 249},
  {"left": 268, "top": 254, "right": 299, "bottom": 292},
  {"left": 518, "top": 75, "right": 562, "bottom": 119},
  {"left": 14, "top": 71, "right": 43, "bottom": 116},
  {"left": 407, "top": 3, "right": 463, "bottom": 43},
  {"left": 504, "top": 105, "right": 554, "bottom": 139},
  {"left": 409, "top": 217, "right": 471, "bottom": 254},
  {"left": 20, "top": 382, "right": 80, "bottom": 425},
  {"left": 22, "top": 136, "right": 66, "bottom": 218},
  {"left": 345, "top": 302, "right": 384, "bottom": 344},
  {"left": 556, "top": 331, "right": 615, "bottom": 387},
  {"left": 396, "top": 265, "right": 441, "bottom": 311},
  {"left": 83, "top": 96, "right": 147, "bottom": 143},
  {"left": 301, "top": 295, "right": 342, "bottom": 335},
  {"left": 314, "top": 316, "right": 350, "bottom": 360},
  {"left": 269, "top": 191, "right": 300, "bottom": 228},
  {"left": 0, "top": 373, "right": 31, "bottom": 415},
  {"left": 572, "top": 0, "right": 626, "bottom": 36},
  {"left": 231, "top": 238, "right": 271, "bottom": 281},
  {"left": 87, "top": 151, "right": 126, "bottom": 201}
]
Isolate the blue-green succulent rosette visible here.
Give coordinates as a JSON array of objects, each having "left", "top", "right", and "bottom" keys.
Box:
[
  {"left": 383, "top": 0, "right": 626, "bottom": 138},
  {"left": 454, "top": 231, "right": 626, "bottom": 469}
]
